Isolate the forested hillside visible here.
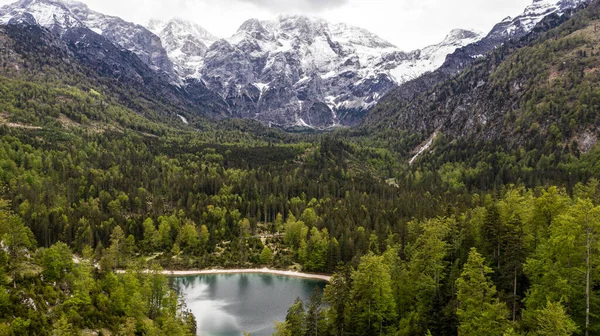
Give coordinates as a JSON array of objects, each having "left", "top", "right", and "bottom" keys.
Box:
[
  {"left": 365, "top": 0, "right": 600, "bottom": 147},
  {"left": 0, "top": 0, "right": 598, "bottom": 335},
  {"left": 273, "top": 1, "right": 600, "bottom": 336}
]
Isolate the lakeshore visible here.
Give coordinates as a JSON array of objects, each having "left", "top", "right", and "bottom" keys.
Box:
[{"left": 161, "top": 268, "right": 331, "bottom": 282}]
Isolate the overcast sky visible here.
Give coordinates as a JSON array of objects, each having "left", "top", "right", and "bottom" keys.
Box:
[{"left": 1, "top": 0, "right": 534, "bottom": 50}]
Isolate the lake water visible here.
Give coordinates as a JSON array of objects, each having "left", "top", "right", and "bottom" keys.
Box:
[{"left": 173, "top": 274, "right": 327, "bottom": 336}]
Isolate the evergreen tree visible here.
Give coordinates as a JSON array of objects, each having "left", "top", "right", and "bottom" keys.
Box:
[
  {"left": 286, "top": 298, "right": 306, "bottom": 336},
  {"left": 346, "top": 253, "right": 396, "bottom": 336},
  {"left": 524, "top": 301, "right": 578, "bottom": 336},
  {"left": 305, "top": 287, "right": 324, "bottom": 336},
  {"left": 456, "top": 248, "right": 509, "bottom": 336}
]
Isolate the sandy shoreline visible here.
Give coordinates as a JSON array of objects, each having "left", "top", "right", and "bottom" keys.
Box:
[{"left": 159, "top": 268, "right": 331, "bottom": 282}]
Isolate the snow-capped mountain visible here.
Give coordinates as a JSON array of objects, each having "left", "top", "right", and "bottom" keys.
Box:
[
  {"left": 395, "top": 0, "right": 590, "bottom": 85},
  {"left": 377, "top": 0, "right": 592, "bottom": 106},
  {"left": 486, "top": 0, "right": 589, "bottom": 42},
  {"left": 196, "top": 15, "right": 481, "bottom": 128},
  {"left": 0, "top": 0, "right": 592, "bottom": 128},
  {"left": 148, "top": 18, "right": 218, "bottom": 78},
  {"left": 389, "top": 29, "right": 482, "bottom": 85},
  {"left": 0, "top": 0, "right": 176, "bottom": 78},
  {"left": 0, "top": 0, "right": 81, "bottom": 31}
]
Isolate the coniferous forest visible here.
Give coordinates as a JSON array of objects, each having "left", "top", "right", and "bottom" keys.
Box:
[{"left": 0, "top": 0, "right": 600, "bottom": 336}]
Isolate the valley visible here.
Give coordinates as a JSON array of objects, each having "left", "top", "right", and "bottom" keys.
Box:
[{"left": 0, "top": 0, "right": 597, "bottom": 335}]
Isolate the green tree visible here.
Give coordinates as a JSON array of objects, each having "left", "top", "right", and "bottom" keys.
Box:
[
  {"left": 301, "top": 227, "right": 330, "bottom": 272},
  {"left": 104, "top": 226, "right": 127, "bottom": 269},
  {"left": 39, "top": 242, "right": 74, "bottom": 282},
  {"left": 323, "top": 266, "right": 352, "bottom": 336},
  {"left": 51, "top": 314, "right": 74, "bottom": 336},
  {"left": 305, "top": 287, "right": 324, "bottom": 336},
  {"left": 346, "top": 253, "right": 396, "bottom": 336},
  {"left": 178, "top": 221, "right": 200, "bottom": 254},
  {"left": 199, "top": 224, "right": 210, "bottom": 255},
  {"left": 65, "top": 246, "right": 95, "bottom": 312},
  {"left": 286, "top": 298, "right": 305, "bottom": 336},
  {"left": 0, "top": 210, "right": 36, "bottom": 288},
  {"left": 158, "top": 216, "right": 175, "bottom": 250},
  {"left": 456, "top": 248, "right": 509, "bottom": 336},
  {"left": 0, "top": 286, "right": 9, "bottom": 317},
  {"left": 395, "top": 217, "right": 451, "bottom": 333},
  {"left": 284, "top": 214, "right": 308, "bottom": 250},
  {"left": 142, "top": 218, "right": 159, "bottom": 253},
  {"left": 524, "top": 301, "right": 578, "bottom": 336},
  {"left": 273, "top": 321, "right": 292, "bottom": 336},
  {"left": 524, "top": 199, "right": 600, "bottom": 332},
  {"left": 260, "top": 246, "right": 273, "bottom": 264}
]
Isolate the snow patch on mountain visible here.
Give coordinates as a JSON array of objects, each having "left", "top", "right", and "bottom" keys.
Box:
[
  {"left": 0, "top": 0, "right": 81, "bottom": 29},
  {"left": 178, "top": 115, "right": 189, "bottom": 124},
  {"left": 148, "top": 18, "right": 218, "bottom": 78},
  {"left": 0, "top": 0, "right": 176, "bottom": 78},
  {"left": 487, "top": 0, "right": 589, "bottom": 41},
  {"left": 390, "top": 29, "right": 483, "bottom": 84},
  {"left": 0, "top": 0, "right": 590, "bottom": 128},
  {"left": 197, "top": 14, "right": 483, "bottom": 128}
]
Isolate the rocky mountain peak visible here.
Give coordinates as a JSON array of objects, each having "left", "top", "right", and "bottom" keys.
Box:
[
  {"left": 199, "top": 15, "right": 488, "bottom": 128},
  {"left": 443, "top": 29, "right": 482, "bottom": 44},
  {"left": 148, "top": 17, "right": 218, "bottom": 78},
  {"left": 148, "top": 18, "right": 218, "bottom": 78},
  {"left": 237, "top": 18, "right": 273, "bottom": 41},
  {"left": 0, "top": 0, "right": 176, "bottom": 79},
  {"left": 277, "top": 15, "right": 327, "bottom": 36},
  {"left": 487, "top": 0, "right": 590, "bottom": 40},
  {"left": 1, "top": 0, "right": 592, "bottom": 129},
  {"left": 0, "top": 0, "right": 82, "bottom": 31},
  {"left": 149, "top": 18, "right": 217, "bottom": 45},
  {"left": 6, "top": 11, "right": 37, "bottom": 25}
]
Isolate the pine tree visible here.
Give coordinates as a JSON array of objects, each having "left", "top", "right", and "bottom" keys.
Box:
[
  {"left": 286, "top": 298, "right": 306, "bottom": 336},
  {"left": 524, "top": 301, "right": 578, "bottom": 336},
  {"left": 456, "top": 248, "right": 509, "bottom": 336},
  {"left": 346, "top": 253, "right": 396, "bottom": 336},
  {"left": 305, "top": 287, "right": 323, "bottom": 336}
]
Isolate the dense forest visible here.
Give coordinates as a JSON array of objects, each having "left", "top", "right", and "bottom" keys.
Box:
[
  {"left": 0, "top": 0, "right": 599, "bottom": 336},
  {"left": 275, "top": 182, "right": 600, "bottom": 336}
]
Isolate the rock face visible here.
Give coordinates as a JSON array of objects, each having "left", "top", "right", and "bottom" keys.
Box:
[
  {"left": 0, "top": 0, "right": 176, "bottom": 79},
  {"left": 0, "top": 3, "right": 229, "bottom": 120},
  {"left": 197, "top": 16, "right": 481, "bottom": 128},
  {"left": 389, "top": 29, "right": 482, "bottom": 85},
  {"left": 0, "top": 0, "right": 591, "bottom": 129},
  {"left": 364, "top": 0, "right": 592, "bottom": 109},
  {"left": 148, "top": 18, "right": 218, "bottom": 78},
  {"left": 362, "top": 0, "right": 595, "bottom": 144},
  {"left": 439, "top": 0, "right": 591, "bottom": 76}
]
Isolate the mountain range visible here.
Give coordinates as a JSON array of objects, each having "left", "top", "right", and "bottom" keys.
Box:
[
  {"left": 364, "top": 0, "right": 599, "bottom": 167},
  {"left": 0, "top": 0, "right": 591, "bottom": 128}
]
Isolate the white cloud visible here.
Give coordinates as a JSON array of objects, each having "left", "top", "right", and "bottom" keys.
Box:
[
  {"left": 241, "top": 0, "right": 349, "bottom": 11},
  {"left": 0, "top": 0, "right": 534, "bottom": 50}
]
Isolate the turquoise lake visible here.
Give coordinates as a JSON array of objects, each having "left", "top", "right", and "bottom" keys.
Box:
[{"left": 173, "top": 274, "right": 327, "bottom": 336}]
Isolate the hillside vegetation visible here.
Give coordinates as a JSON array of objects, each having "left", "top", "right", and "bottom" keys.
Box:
[{"left": 0, "top": 1, "right": 599, "bottom": 336}]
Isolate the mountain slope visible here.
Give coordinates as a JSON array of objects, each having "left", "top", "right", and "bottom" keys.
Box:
[
  {"left": 0, "top": 19, "right": 228, "bottom": 131},
  {"left": 0, "top": 0, "right": 177, "bottom": 79},
  {"left": 148, "top": 18, "right": 218, "bottom": 78},
  {"left": 0, "top": 0, "right": 588, "bottom": 129},
  {"left": 364, "top": 0, "right": 600, "bottom": 156},
  {"left": 389, "top": 29, "right": 482, "bottom": 84},
  {"left": 198, "top": 15, "right": 481, "bottom": 128},
  {"left": 374, "top": 0, "right": 592, "bottom": 106}
]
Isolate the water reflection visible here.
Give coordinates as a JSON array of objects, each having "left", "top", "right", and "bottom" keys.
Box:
[
  {"left": 173, "top": 274, "right": 327, "bottom": 336},
  {"left": 237, "top": 274, "right": 250, "bottom": 297}
]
